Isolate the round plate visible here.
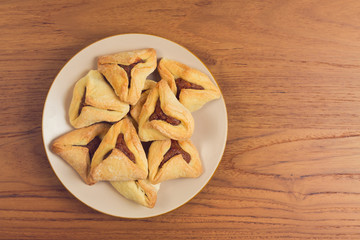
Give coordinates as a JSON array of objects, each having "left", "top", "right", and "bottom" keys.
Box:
[{"left": 42, "top": 33, "right": 228, "bottom": 218}]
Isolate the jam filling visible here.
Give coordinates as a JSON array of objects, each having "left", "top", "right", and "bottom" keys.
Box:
[
  {"left": 141, "top": 141, "right": 152, "bottom": 156},
  {"left": 73, "top": 136, "right": 101, "bottom": 162},
  {"left": 102, "top": 149, "right": 112, "bottom": 160},
  {"left": 118, "top": 59, "right": 145, "bottom": 88},
  {"left": 78, "top": 88, "right": 88, "bottom": 116},
  {"left": 149, "top": 100, "right": 181, "bottom": 126},
  {"left": 86, "top": 136, "right": 101, "bottom": 160},
  {"left": 159, "top": 140, "right": 191, "bottom": 169},
  {"left": 175, "top": 78, "right": 204, "bottom": 99},
  {"left": 103, "top": 133, "right": 135, "bottom": 163}
]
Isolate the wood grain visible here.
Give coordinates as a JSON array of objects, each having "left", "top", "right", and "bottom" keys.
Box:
[{"left": 1, "top": 0, "right": 360, "bottom": 239}]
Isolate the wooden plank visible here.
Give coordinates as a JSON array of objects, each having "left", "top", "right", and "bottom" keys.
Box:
[{"left": 1, "top": 0, "right": 360, "bottom": 239}]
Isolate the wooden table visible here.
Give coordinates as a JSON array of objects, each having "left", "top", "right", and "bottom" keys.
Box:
[{"left": 2, "top": 0, "right": 360, "bottom": 239}]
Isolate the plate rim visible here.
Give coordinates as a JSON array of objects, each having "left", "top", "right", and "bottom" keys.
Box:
[{"left": 41, "top": 33, "right": 228, "bottom": 218}]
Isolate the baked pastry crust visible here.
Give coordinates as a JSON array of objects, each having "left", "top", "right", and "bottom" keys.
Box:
[
  {"left": 138, "top": 80, "right": 194, "bottom": 141},
  {"left": 51, "top": 123, "right": 111, "bottom": 185},
  {"left": 130, "top": 79, "right": 157, "bottom": 123},
  {"left": 98, "top": 48, "right": 157, "bottom": 105},
  {"left": 69, "top": 70, "right": 129, "bottom": 128},
  {"left": 110, "top": 180, "right": 158, "bottom": 208},
  {"left": 158, "top": 58, "right": 221, "bottom": 112},
  {"left": 90, "top": 117, "right": 148, "bottom": 182},
  {"left": 148, "top": 139, "right": 203, "bottom": 184}
]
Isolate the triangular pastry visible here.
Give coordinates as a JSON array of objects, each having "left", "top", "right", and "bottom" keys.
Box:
[
  {"left": 138, "top": 80, "right": 194, "bottom": 141},
  {"left": 158, "top": 58, "right": 221, "bottom": 112},
  {"left": 90, "top": 117, "right": 148, "bottom": 182},
  {"left": 69, "top": 70, "right": 129, "bottom": 128},
  {"left": 50, "top": 123, "right": 111, "bottom": 185},
  {"left": 130, "top": 79, "right": 157, "bottom": 123},
  {"left": 148, "top": 139, "right": 203, "bottom": 184},
  {"left": 110, "top": 180, "right": 159, "bottom": 208},
  {"left": 98, "top": 48, "right": 157, "bottom": 105}
]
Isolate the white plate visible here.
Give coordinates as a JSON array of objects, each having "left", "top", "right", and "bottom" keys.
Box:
[{"left": 42, "top": 34, "right": 228, "bottom": 218}]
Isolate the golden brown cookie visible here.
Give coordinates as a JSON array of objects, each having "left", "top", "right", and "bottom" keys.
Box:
[
  {"left": 51, "top": 123, "right": 111, "bottom": 185},
  {"left": 138, "top": 80, "right": 194, "bottom": 141},
  {"left": 148, "top": 139, "right": 203, "bottom": 184},
  {"left": 110, "top": 180, "right": 158, "bottom": 208},
  {"left": 69, "top": 70, "right": 129, "bottom": 128},
  {"left": 130, "top": 79, "right": 157, "bottom": 123},
  {"left": 158, "top": 58, "right": 221, "bottom": 112},
  {"left": 90, "top": 117, "right": 148, "bottom": 182},
  {"left": 98, "top": 48, "right": 157, "bottom": 105}
]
